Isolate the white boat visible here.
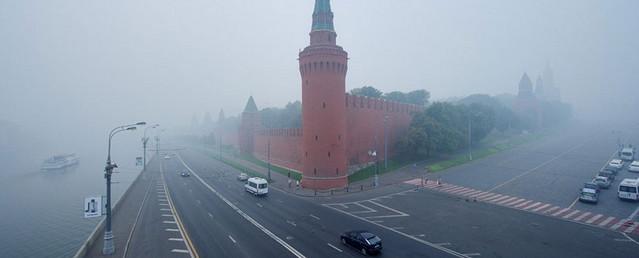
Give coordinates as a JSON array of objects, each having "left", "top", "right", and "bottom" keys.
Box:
[{"left": 41, "top": 154, "right": 79, "bottom": 170}]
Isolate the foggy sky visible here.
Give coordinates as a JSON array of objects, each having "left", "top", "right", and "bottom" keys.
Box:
[{"left": 1, "top": 0, "right": 638, "bottom": 143}]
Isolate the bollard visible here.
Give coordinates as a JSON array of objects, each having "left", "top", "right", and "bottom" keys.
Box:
[
  {"left": 314, "top": 190, "right": 317, "bottom": 196},
  {"left": 331, "top": 190, "right": 333, "bottom": 195},
  {"left": 346, "top": 186, "right": 349, "bottom": 192},
  {"left": 360, "top": 185, "right": 364, "bottom": 191}
]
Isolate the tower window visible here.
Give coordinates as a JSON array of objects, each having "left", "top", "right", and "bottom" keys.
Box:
[
  {"left": 315, "top": 135, "right": 318, "bottom": 141},
  {"left": 322, "top": 102, "right": 326, "bottom": 108},
  {"left": 338, "top": 135, "right": 341, "bottom": 141},
  {"left": 314, "top": 168, "right": 317, "bottom": 175},
  {"left": 328, "top": 152, "right": 331, "bottom": 158},
  {"left": 336, "top": 168, "right": 339, "bottom": 175},
  {"left": 305, "top": 152, "right": 308, "bottom": 157}
]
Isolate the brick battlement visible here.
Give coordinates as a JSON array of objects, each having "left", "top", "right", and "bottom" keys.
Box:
[
  {"left": 345, "top": 94, "right": 421, "bottom": 114},
  {"left": 256, "top": 128, "right": 303, "bottom": 137}
]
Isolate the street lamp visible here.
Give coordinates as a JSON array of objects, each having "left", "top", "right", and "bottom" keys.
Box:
[
  {"left": 468, "top": 115, "right": 473, "bottom": 161},
  {"left": 103, "top": 121, "right": 145, "bottom": 255},
  {"left": 384, "top": 115, "right": 389, "bottom": 169},
  {"left": 142, "top": 124, "right": 159, "bottom": 170},
  {"left": 368, "top": 150, "right": 379, "bottom": 187}
]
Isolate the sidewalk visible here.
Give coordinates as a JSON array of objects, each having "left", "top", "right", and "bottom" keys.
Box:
[{"left": 190, "top": 146, "right": 429, "bottom": 198}]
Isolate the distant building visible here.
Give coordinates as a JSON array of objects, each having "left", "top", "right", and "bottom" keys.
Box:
[
  {"left": 232, "top": 0, "right": 420, "bottom": 190},
  {"left": 514, "top": 73, "right": 541, "bottom": 129}
]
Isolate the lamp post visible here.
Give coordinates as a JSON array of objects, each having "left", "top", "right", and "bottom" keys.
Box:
[
  {"left": 267, "top": 138, "right": 271, "bottom": 181},
  {"left": 368, "top": 150, "right": 379, "bottom": 187},
  {"left": 103, "top": 121, "right": 145, "bottom": 255},
  {"left": 384, "top": 115, "right": 388, "bottom": 169},
  {"left": 468, "top": 115, "right": 473, "bottom": 161},
  {"left": 142, "top": 124, "right": 159, "bottom": 171}
]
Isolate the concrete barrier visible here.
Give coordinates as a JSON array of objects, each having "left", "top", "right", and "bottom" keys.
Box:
[{"left": 72, "top": 156, "right": 151, "bottom": 258}]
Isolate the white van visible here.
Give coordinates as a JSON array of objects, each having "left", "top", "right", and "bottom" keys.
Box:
[
  {"left": 618, "top": 178, "right": 639, "bottom": 201},
  {"left": 245, "top": 177, "right": 268, "bottom": 196},
  {"left": 620, "top": 147, "right": 635, "bottom": 161}
]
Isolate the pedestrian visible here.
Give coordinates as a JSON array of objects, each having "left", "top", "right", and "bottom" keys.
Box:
[
  {"left": 296, "top": 180, "right": 300, "bottom": 190},
  {"left": 288, "top": 178, "right": 292, "bottom": 189}
]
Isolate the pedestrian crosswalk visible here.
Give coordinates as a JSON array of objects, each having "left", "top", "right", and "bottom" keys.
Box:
[{"left": 404, "top": 178, "right": 639, "bottom": 236}]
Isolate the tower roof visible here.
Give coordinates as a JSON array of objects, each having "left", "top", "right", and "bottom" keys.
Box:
[
  {"left": 518, "top": 73, "right": 534, "bottom": 98},
  {"left": 312, "top": 0, "right": 335, "bottom": 32},
  {"left": 243, "top": 96, "right": 258, "bottom": 113}
]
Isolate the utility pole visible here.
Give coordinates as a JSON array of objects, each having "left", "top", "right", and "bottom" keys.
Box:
[
  {"left": 267, "top": 139, "right": 271, "bottom": 181},
  {"left": 468, "top": 115, "right": 473, "bottom": 161},
  {"left": 384, "top": 115, "right": 388, "bottom": 169}
]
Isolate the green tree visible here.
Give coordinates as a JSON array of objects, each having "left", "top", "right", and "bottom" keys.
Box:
[
  {"left": 350, "top": 86, "right": 383, "bottom": 98},
  {"left": 405, "top": 90, "right": 430, "bottom": 106}
]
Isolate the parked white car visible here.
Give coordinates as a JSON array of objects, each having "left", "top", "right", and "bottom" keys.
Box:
[
  {"left": 620, "top": 147, "right": 636, "bottom": 161},
  {"left": 237, "top": 172, "right": 249, "bottom": 181},
  {"left": 609, "top": 159, "right": 624, "bottom": 170},
  {"left": 629, "top": 161, "right": 639, "bottom": 173}
]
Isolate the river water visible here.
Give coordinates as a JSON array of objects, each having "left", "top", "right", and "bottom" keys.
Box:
[{"left": 0, "top": 138, "right": 144, "bottom": 258}]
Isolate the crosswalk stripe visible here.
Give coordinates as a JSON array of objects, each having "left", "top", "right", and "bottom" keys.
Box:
[
  {"left": 532, "top": 203, "right": 551, "bottom": 212},
  {"left": 481, "top": 194, "right": 503, "bottom": 201},
  {"left": 598, "top": 217, "right": 616, "bottom": 227},
  {"left": 552, "top": 208, "right": 570, "bottom": 217},
  {"left": 490, "top": 195, "right": 511, "bottom": 203},
  {"left": 586, "top": 214, "right": 603, "bottom": 224},
  {"left": 611, "top": 219, "right": 628, "bottom": 230},
  {"left": 461, "top": 190, "right": 482, "bottom": 196},
  {"left": 523, "top": 202, "right": 542, "bottom": 210},
  {"left": 542, "top": 206, "right": 559, "bottom": 214},
  {"left": 447, "top": 187, "right": 469, "bottom": 194},
  {"left": 455, "top": 189, "right": 476, "bottom": 195},
  {"left": 442, "top": 186, "right": 465, "bottom": 193},
  {"left": 574, "top": 212, "right": 591, "bottom": 221},
  {"left": 624, "top": 222, "right": 639, "bottom": 233},
  {"left": 514, "top": 200, "right": 532, "bottom": 208},
  {"left": 562, "top": 210, "right": 581, "bottom": 219},
  {"left": 496, "top": 196, "right": 517, "bottom": 204},
  {"left": 506, "top": 198, "right": 526, "bottom": 206}
]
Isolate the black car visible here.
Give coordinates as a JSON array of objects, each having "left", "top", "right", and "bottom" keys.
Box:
[{"left": 340, "top": 230, "right": 382, "bottom": 255}]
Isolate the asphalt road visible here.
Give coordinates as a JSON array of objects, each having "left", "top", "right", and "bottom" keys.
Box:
[
  {"left": 168, "top": 148, "right": 461, "bottom": 257},
  {"left": 432, "top": 121, "right": 639, "bottom": 220}
]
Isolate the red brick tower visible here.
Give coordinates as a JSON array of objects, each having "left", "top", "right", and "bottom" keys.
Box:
[
  {"left": 239, "top": 96, "right": 260, "bottom": 155},
  {"left": 299, "top": 0, "right": 348, "bottom": 189}
]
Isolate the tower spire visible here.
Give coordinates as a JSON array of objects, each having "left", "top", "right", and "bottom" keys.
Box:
[{"left": 312, "top": 0, "right": 334, "bottom": 32}]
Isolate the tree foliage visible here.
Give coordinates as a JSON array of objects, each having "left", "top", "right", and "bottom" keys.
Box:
[
  {"left": 260, "top": 101, "right": 302, "bottom": 128},
  {"left": 350, "top": 86, "right": 382, "bottom": 98},
  {"left": 350, "top": 86, "right": 430, "bottom": 106}
]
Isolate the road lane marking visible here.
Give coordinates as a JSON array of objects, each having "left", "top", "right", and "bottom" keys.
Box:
[
  {"left": 514, "top": 200, "right": 532, "bottom": 208},
  {"left": 228, "top": 235, "right": 237, "bottom": 244},
  {"left": 626, "top": 206, "right": 639, "bottom": 221},
  {"left": 177, "top": 153, "right": 306, "bottom": 258},
  {"left": 435, "top": 242, "right": 451, "bottom": 246},
  {"left": 323, "top": 205, "right": 471, "bottom": 258},
  {"left": 166, "top": 228, "right": 179, "bottom": 232},
  {"left": 256, "top": 203, "right": 263, "bottom": 208},
  {"left": 171, "top": 249, "right": 190, "bottom": 254},
  {"left": 447, "top": 188, "right": 470, "bottom": 194},
  {"left": 542, "top": 206, "right": 559, "bottom": 214},
  {"left": 163, "top": 221, "right": 177, "bottom": 224},
  {"left": 586, "top": 214, "right": 603, "bottom": 224},
  {"left": 574, "top": 212, "right": 591, "bottom": 222},
  {"left": 624, "top": 222, "right": 639, "bottom": 233},
  {"left": 161, "top": 167, "right": 199, "bottom": 258},
  {"left": 162, "top": 214, "right": 175, "bottom": 217},
  {"left": 532, "top": 204, "right": 550, "bottom": 212},
  {"left": 327, "top": 243, "right": 343, "bottom": 253},
  {"left": 371, "top": 220, "right": 384, "bottom": 223},
  {"left": 208, "top": 212, "right": 214, "bottom": 218},
  {"left": 310, "top": 214, "right": 320, "bottom": 220},
  {"left": 487, "top": 141, "right": 589, "bottom": 192},
  {"left": 505, "top": 198, "right": 526, "bottom": 206},
  {"left": 598, "top": 217, "right": 616, "bottom": 227},
  {"left": 169, "top": 238, "right": 184, "bottom": 241},
  {"left": 455, "top": 189, "right": 476, "bottom": 195},
  {"left": 159, "top": 203, "right": 169, "bottom": 206},
  {"left": 488, "top": 195, "right": 510, "bottom": 203},
  {"left": 611, "top": 219, "right": 629, "bottom": 230},
  {"left": 286, "top": 220, "right": 297, "bottom": 227},
  {"left": 463, "top": 253, "right": 481, "bottom": 257},
  {"left": 523, "top": 202, "right": 542, "bottom": 210},
  {"left": 474, "top": 192, "right": 494, "bottom": 199},
  {"left": 562, "top": 210, "right": 580, "bottom": 219},
  {"left": 160, "top": 208, "right": 171, "bottom": 211},
  {"left": 552, "top": 208, "right": 570, "bottom": 217},
  {"left": 158, "top": 198, "right": 167, "bottom": 202}
]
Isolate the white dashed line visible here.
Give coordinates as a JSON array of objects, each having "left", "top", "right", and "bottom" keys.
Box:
[
  {"left": 310, "top": 214, "right": 320, "bottom": 220},
  {"left": 162, "top": 214, "right": 175, "bottom": 217},
  {"left": 163, "top": 221, "right": 177, "bottom": 224},
  {"left": 256, "top": 203, "right": 263, "bottom": 208},
  {"left": 165, "top": 228, "right": 180, "bottom": 232},
  {"left": 171, "top": 249, "right": 189, "bottom": 254},
  {"left": 160, "top": 208, "right": 171, "bottom": 211},
  {"left": 611, "top": 219, "right": 629, "bottom": 230},
  {"left": 228, "top": 235, "right": 237, "bottom": 244},
  {"left": 169, "top": 238, "right": 184, "bottom": 241},
  {"left": 327, "top": 243, "right": 343, "bottom": 253}
]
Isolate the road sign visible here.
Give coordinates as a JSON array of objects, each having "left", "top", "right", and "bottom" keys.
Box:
[{"left": 84, "top": 196, "right": 102, "bottom": 218}]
